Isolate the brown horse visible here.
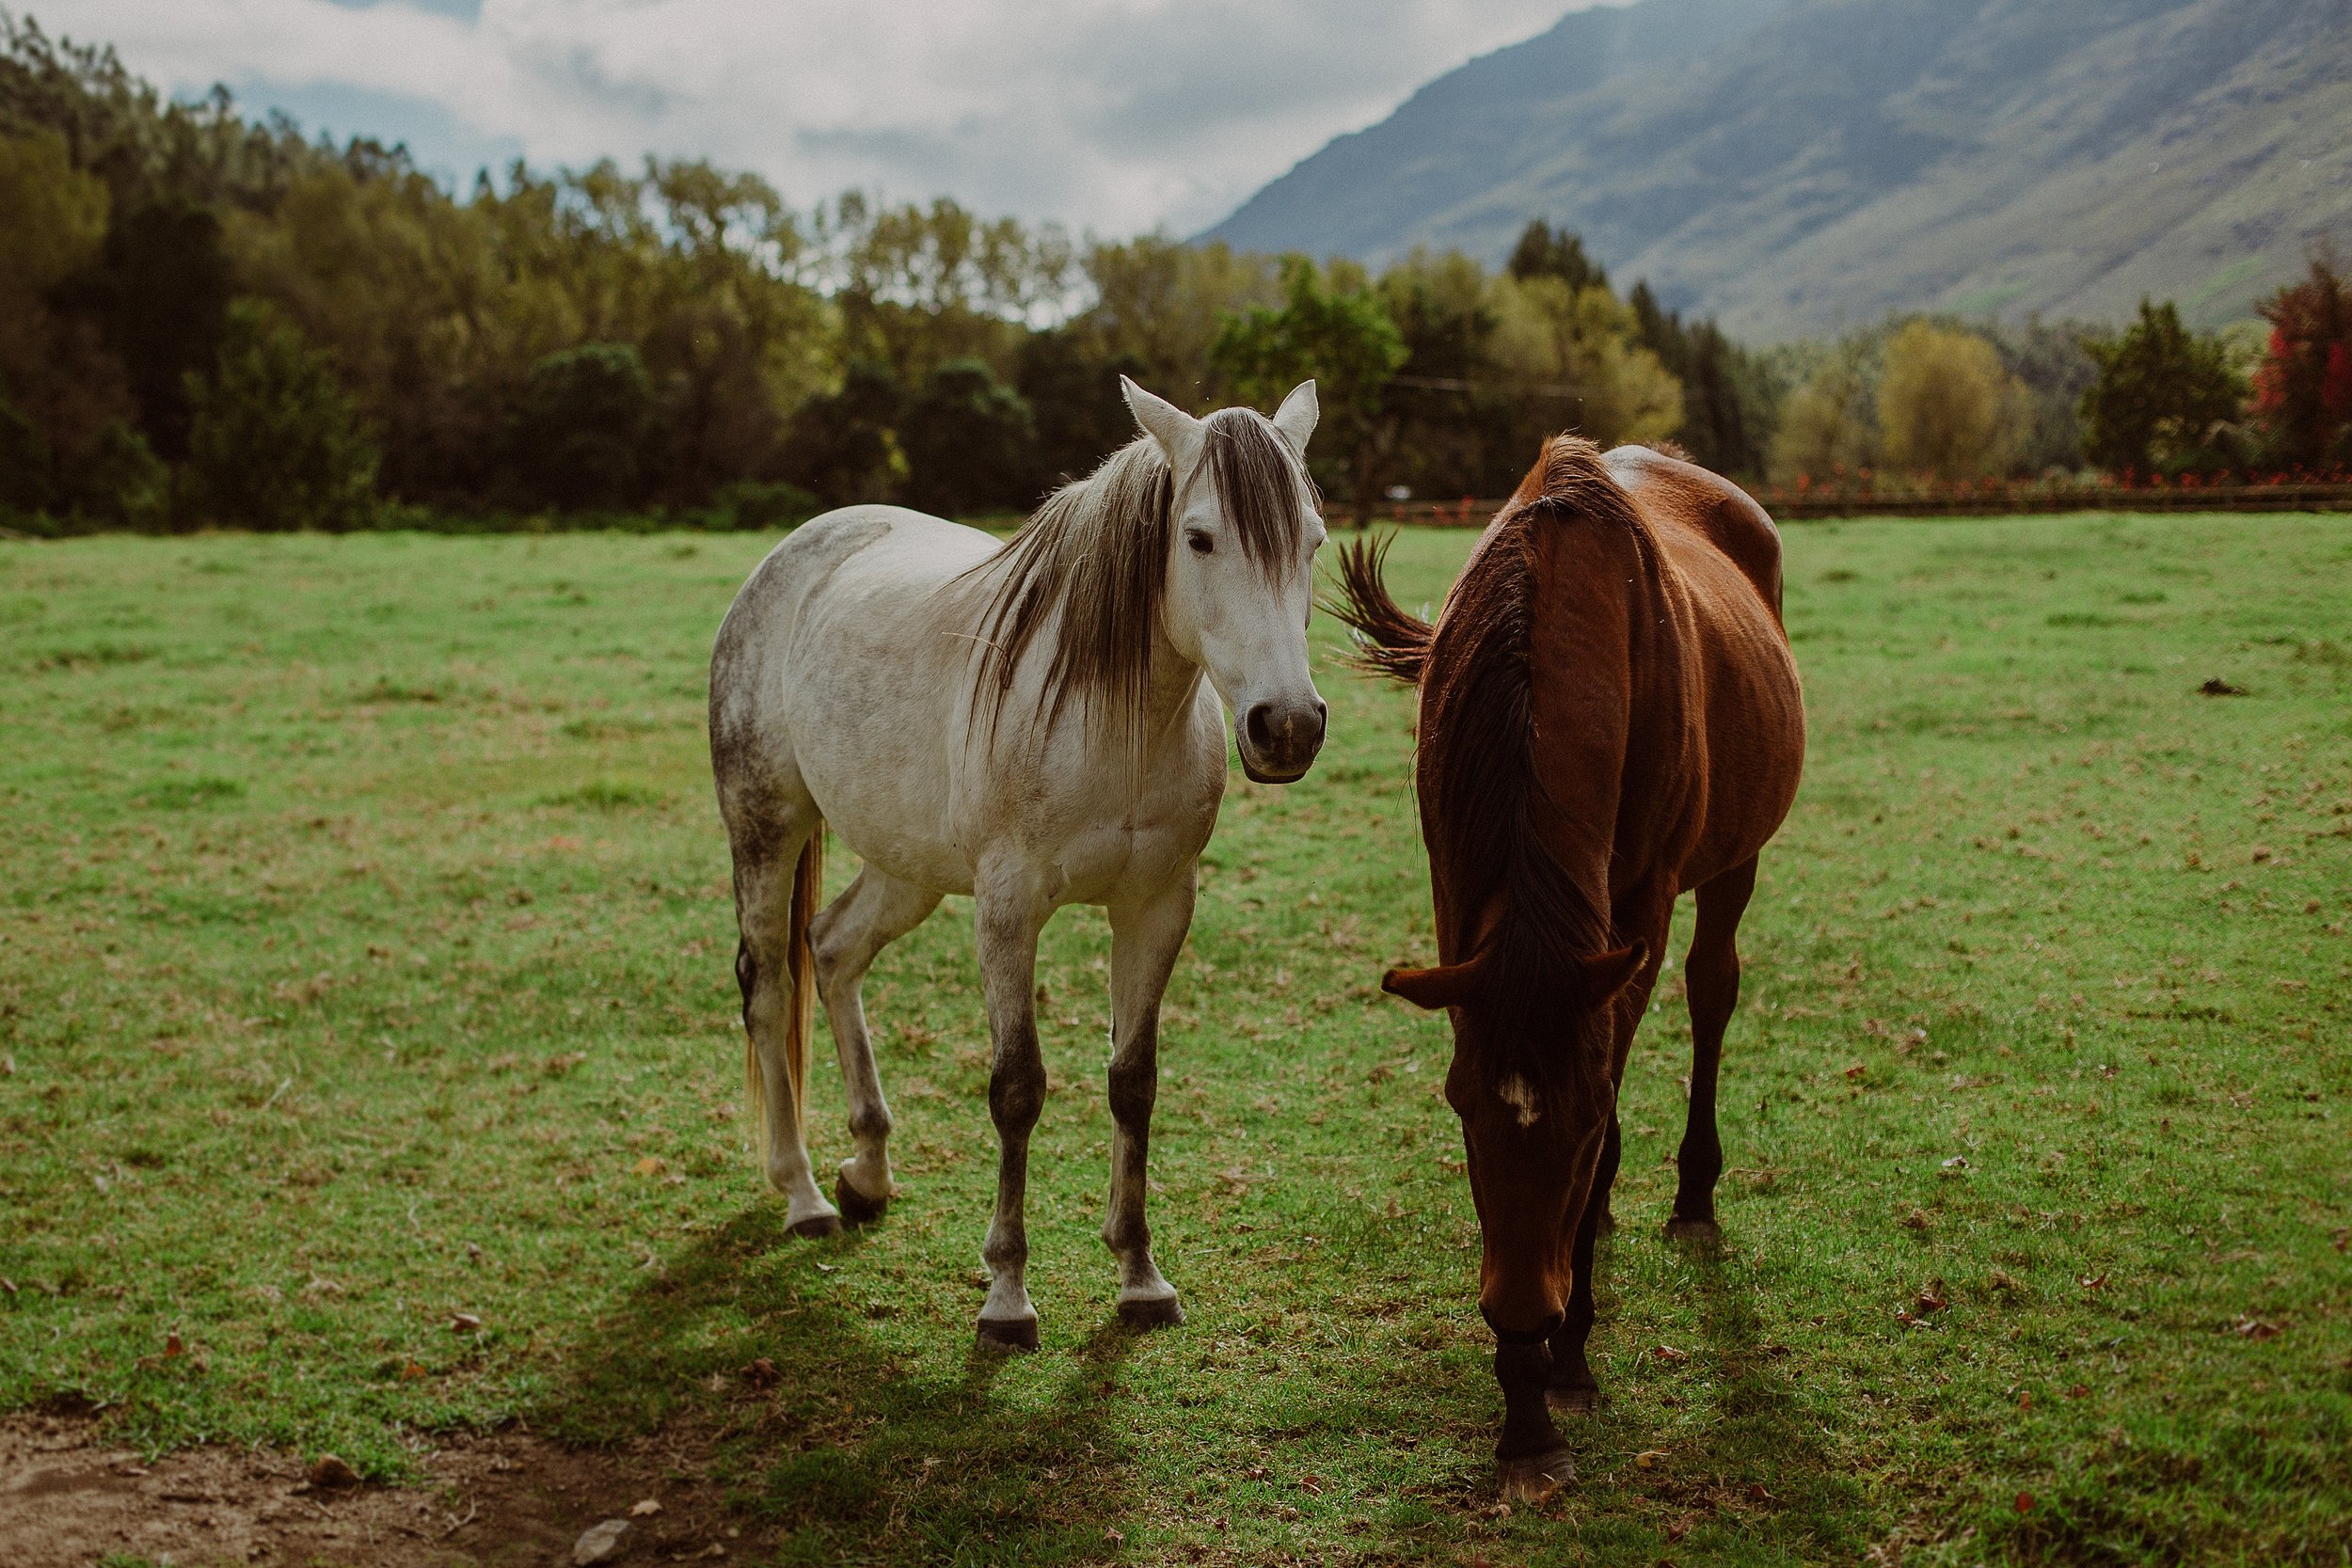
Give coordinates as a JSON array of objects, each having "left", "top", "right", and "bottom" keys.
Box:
[{"left": 1330, "top": 436, "right": 1804, "bottom": 1499}]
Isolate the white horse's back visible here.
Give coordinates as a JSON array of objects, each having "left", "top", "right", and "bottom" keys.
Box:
[{"left": 713, "top": 504, "right": 1004, "bottom": 895}]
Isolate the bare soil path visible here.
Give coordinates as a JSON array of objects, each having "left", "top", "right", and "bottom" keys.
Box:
[{"left": 1, "top": 1414, "right": 755, "bottom": 1568}]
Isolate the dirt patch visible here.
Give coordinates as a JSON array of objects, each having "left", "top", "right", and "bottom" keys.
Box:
[{"left": 0, "top": 1413, "right": 759, "bottom": 1567}]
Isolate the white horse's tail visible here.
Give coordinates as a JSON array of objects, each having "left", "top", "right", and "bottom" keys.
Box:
[{"left": 746, "top": 828, "right": 824, "bottom": 1165}]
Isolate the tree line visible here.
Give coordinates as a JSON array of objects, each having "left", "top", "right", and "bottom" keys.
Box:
[{"left": 2, "top": 17, "right": 2347, "bottom": 537}]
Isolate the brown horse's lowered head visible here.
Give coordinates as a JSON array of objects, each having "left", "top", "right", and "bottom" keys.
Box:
[
  {"left": 1387, "top": 923, "right": 1645, "bottom": 1342},
  {"left": 1338, "top": 448, "right": 1658, "bottom": 1347}
]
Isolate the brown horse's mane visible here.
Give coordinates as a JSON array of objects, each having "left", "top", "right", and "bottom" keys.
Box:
[
  {"left": 1332, "top": 437, "right": 1657, "bottom": 1092},
  {"left": 961, "top": 408, "right": 1311, "bottom": 753}
]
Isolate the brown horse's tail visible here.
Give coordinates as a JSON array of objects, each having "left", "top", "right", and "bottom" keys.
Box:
[
  {"left": 744, "top": 829, "right": 823, "bottom": 1165},
  {"left": 1323, "top": 531, "right": 1432, "bottom": 685}
]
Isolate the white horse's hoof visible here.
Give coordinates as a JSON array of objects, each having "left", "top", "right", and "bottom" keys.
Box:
[
  {"left": 1116, "top": 1292, "right": 1184, "bottom": 1330},
  {"left": 1497, "top": 1448, "right": 1575, "bottom": 1502},
  {"left": 787, "top": 1210, "right": 842, "bottom": 1240},
  {"left": 976, "top": 1316, "right": 1041, "bottom": 1353}
]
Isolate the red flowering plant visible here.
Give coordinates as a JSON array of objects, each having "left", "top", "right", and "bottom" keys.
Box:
[{"left": 2252, "top": 255, "right": 2352, "bottom": 469}]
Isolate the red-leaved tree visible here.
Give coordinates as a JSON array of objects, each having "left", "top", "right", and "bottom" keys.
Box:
[{"left": 2252, "top": 255, "right": 2352, "bottom": 468}]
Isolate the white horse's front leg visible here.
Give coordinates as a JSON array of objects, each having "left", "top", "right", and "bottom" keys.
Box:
[
  {"left": 973, "top": 871, "right": 1053, "bottom": 1352},
  {"left": 1104, "top": 871, "right": 1195, "bottom": 1327}
]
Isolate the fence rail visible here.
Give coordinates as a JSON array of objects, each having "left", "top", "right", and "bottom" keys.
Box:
[{"left": 1358, "top": 483, "right": 2352, "bottom": 527}]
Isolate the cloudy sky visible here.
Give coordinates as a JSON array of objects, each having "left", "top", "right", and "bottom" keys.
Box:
[{"left": 28, "top": 0, "right": 1605, "bottom": 235}]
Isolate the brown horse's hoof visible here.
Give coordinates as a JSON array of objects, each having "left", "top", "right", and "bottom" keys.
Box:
[
  {"left": 975, "top": 1316, "right": 1041, "bottom": 1354},
  {"left": 1663, "top": 1215, "right": 1722, "bottom": 1243},
  {"left": 834, "top": 1175, "right": 889, "bottom": 1227},
  {"left": 1116, "top": 1293, "right": 1184, "bottom": 1330},
  {"left": 1547, "top": 1382, "right": 1601, "bottom": 1414},
  {"left": 787, "top": 1212, "right": 842, "bottom": 1240},
  {"left": 1497, "top": 1447, "right": 1575, "bottom": 1502}
]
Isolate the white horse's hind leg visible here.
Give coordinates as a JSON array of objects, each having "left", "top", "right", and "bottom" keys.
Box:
[
  {"left": 972, "top": 870, "right": 1054, "bottom": 1351},
  {"left": 1104, "top": 873, "right": 1194, "bottom": 1327},
  {"left": 810, "top": 865, "right": 942, "bottom": 1223},
  {"left": 728, "top": 811, "right": 837, "bottom": 1237}
]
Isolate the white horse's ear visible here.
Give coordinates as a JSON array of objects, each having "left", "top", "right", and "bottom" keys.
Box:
[
  {"left": 1272, "top": 380, "right": 1318, "bottom": 454},
  {"left": 1122, "top": 375, "right": 1203, "bottom": 466}
]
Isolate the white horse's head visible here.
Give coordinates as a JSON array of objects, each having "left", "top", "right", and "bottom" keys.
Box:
[{"left": 1122, "top": 376, "right": 1327, "bottom": 784}]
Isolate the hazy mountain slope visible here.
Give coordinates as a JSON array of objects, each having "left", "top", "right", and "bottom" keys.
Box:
[{"left": 1204, "top": 0, "right": 2352, "bottom": 336}]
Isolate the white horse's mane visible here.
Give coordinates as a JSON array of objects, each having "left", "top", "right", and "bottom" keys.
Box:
[{"left": 961, "top": 408, "right": 1314, "bottom": 751}]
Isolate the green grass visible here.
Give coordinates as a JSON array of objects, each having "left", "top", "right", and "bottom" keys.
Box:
[{"left": 2, "top": 515, "right": 2348, "bottom": 1565}]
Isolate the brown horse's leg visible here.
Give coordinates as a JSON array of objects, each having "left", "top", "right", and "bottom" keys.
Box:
[
  {"left": 1493, "top": 1337, "right": 1574, "bottom": 1501},
  {"left": 1670, "top": 857, "right": 1758, "bottom": 1240},
  {"left": 1548, "top": 1109, "right": 1620, "bottom": 1412}
]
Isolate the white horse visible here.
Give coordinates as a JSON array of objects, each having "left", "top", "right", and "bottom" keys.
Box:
[{"left": 709, "top": 377, "right": 1327, "bottom": 1349}]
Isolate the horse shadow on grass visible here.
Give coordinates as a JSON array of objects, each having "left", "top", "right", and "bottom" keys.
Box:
[
  {"left": 529, "top": 1206, "right": 1145, "bottom": 1565},
  {"left": 1601, "top": 1229, "right": 1874, "bottom": 1561}
]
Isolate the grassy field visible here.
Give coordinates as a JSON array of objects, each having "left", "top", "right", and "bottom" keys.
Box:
[{"left": 1, "top": 513, "right": 2347, "bottom": 1566}]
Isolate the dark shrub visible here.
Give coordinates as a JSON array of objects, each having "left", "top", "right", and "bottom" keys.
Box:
[
  {"left": 898, "top": 358, "right": 1039, "bottom": 517},
  {"left": 51, "top": 199, "right": 233, "bottom": 460},
  {"left": 2080, "top": 300, "right": 2244, "bottom": 476},
  {"left": 510, "top": 343, "right": 658, "bottom": 511},
  {"left": 183, "top": 300, "right": 380, "bottom": 531},
  {"left": 779, "top": 360, "right": 905, "bottom": 507},
  {"left": 1017, "top": 328, "right": 1146, "bottom": 487}
]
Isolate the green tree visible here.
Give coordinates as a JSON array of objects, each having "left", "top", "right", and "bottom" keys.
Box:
[
  {"left": 1507, "top": 221, "right": 1609, "bottom": 293},
  {"left": 0, "top": 128, "right": 105, "bottom": 296},
  {"left": 1017, "top": 325, "right": 1147, "bottom": 485},
  {"left": 898, "top": 358, "right": 1039, "bottom": 516},
  {"left": 779, "top": 360, "right": 906, "bottom": 507},
  {"left": 509, "top": 342, "right": 658, "bottom": 511},
  {"left": 56, "top": 418, "right": 167, "bottom": 528},
  {"left": 1767, "top": 347, "right": 1875, "bottom": 483},
  {"left": 1080, "top": 234, "right": 1279, "bottom": 395},
  {"left": 52, "top": 198, "right": 232, "bottom": 458},
  {"left": 183, "top": 300, "right": 379, "bottom": 531},
  {"left": 1488, "top": 273, "right": 1682, "bottom": 454},
  {"left": 1210, "top": 256, "right": 1407, "bottom": 514},
  {"left": 0, "top": 128, "right": 131, "bottom": 502},
  {"left": 1628, "top": 280, "right": 1775, "bottom": 477},
  {"left": 1985, "top": 317, "right": 2098, "bottom": 474},
  {"left": 2079, "top": 300, "right": 2244, "bottom": 476},
  {"left": 1878, "top": 320, "right": 2027, "bottom": 479},
  {"left": 1372, "top": 248, "right": 1511, "bottom": 499},
  {"left": 0, "top": 388, "right": 49, "bottom": 517}
]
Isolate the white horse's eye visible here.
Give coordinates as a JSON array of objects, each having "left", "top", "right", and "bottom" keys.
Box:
[{"left": 1186, "top": 531, "right": 1214, "bottom": 555}]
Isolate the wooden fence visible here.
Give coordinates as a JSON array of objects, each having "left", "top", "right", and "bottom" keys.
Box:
[{"left": 1358, "top": 483, "right": 2352, "bottom": 527}]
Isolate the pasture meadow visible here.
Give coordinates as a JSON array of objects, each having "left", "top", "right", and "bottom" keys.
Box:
[{"left": 1, "top": 513, "right": 2347, "bottom": 1566}]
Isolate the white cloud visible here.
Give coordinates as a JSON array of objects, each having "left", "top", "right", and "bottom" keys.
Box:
[{"left": 25, "top": 0, "right": 1603, "bottom": 233}]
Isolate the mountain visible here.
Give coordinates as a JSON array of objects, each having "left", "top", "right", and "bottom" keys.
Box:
[{"left": 1204, "top": 0, "right": 2352, "bottom": 338}]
